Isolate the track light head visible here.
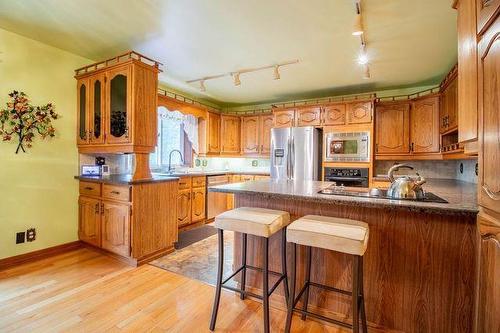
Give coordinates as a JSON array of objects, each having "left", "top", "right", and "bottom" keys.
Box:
[
  {"left": 357, "top": 44, "right": 369, "bottom": 65},
  {"left": 199, "top": 80, "right": 206, "bottom": 92},
  {"left": 362, "top": 65, "right": 370, "bottom": 79},
  {"left": 233, "top": 72, "right": 241, "bottom": 86},
  {"left": 273, "top": 65, "right": 280, "bottom": 80},
  {"left": 352, "top": 13, "right": 364, "bottom": 36}
]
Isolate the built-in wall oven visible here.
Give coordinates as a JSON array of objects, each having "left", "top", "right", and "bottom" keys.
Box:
[
  {"left": 325, "top": 131, "right": 370, "bottom": 162},
  {"left": 324, "top": 167, "right": 369, "bottom": 188}
]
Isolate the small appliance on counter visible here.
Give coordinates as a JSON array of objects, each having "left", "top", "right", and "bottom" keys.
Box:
[
  {"left": 81, "top": 165, "right": 102, "bottom": 176},
  {"left": 386, "top": 164, "right": 426, "bottom": 200},
  {"left": 324, "top": 167, "right": 369, "bottom": 188}
]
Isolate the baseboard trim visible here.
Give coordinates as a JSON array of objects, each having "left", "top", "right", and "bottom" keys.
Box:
[{"left": 0, "top": 241, "right": 83, "bottom": 271}]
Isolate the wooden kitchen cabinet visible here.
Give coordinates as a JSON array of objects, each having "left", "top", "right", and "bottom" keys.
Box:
[
  {"left": 410, "top": 96, "right": 440, "bottom": 153},
  {"left": 191, "top": 187, "right": 206, "bottom": 222},
  {"left": 478, "top": 14, "right": 500, "bottom": 214},
  {"left": 259, "top": 114, "right": 274, "bottom": 155},
  {"left": 221, "top": 115, "right": 241, "bottom": 154},
  {"left": 440, "top": 67, "right": 458, "bottom": 133},
  {"left": 101, "top": 200, "right": 130, "bottom": 257},
  {"left": 78, "top": 179, "right": 178, "bottom": 265},
  {"left": 207, "top": 112, "right": 221, "bottom": 154},
  {"left": 322, "top": 103, "right": 346, "bottom": 125},
  {"left": 176, "top": 176, "right": 207, "bottom": 228},
  {"left": 296, "top": 106, "right": 321, "bottom": 126},
  {"left": 241, "top": 116, "right": 260, "bottom": 154},
  {"left": 476, "top": 0, "right": 500, "bottom": 34},
  {"left": 375, "top": 102, "right": 410, "bottom": 154},
  {"left": 78, "top": 196, "right": 101, "bottom": 247},
  {"left": 273, "top": 108, "right": 296, "bottom": 128},
  {"left": 75, "top": 51, "right": 160, "bottom": 154},
  {"left": 456, "top": 0, "right": 479, "bottom": 143},
  {"left": 177, "top": 189, "right": 192, "bottom": 227},
  {"left": 347, "top": 101, "right": 373, "bottom": 124}
]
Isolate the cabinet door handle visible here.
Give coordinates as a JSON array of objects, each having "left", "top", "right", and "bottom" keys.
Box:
[
  {"left": 95, "top": 203, "right": 100, "bottom": 214},
  {"left": 124, "top": 127, "right": 129, "bottom": 138},
  {"left": 375, "top": 144, "right": 378, "bottom": 153},
  {"left": 100, "top": 203, "right": 104, "bottom": 215},
  {"left": 84, "top": 186, "right": 94, "bottom": 190},
  {"left": 111, "top": 190, "right": 120, "bottom": 195},
  {"left": 483, "top": 185, "right": 500, "bottom": 201},
  {"left": 89, "top": 130, "right": 93, "bottom": 141},
  {"left": 411, "top": 143, "right": 414, "bottom": 152}
]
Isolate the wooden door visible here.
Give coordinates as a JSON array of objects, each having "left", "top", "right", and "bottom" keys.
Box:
[
  {"left": 476, "top": 0, "right": 500, "bottom": 34},
  {"left": 411, "top": 96, "right": 440, "bottom": 153},
  {"left": 478, "top": 16, "right": 500, "bottom": 213},
  {"left": 101, "top": 201, "right": 130, "bottom": 257},
  {"left": 375, "top": 103, "right": 410, "bottom": 154},
  {"left": 296, "top": 106, "right": 321, "bottom": 126},
  {"left": 177, "top": 189, "right": 192, "bottom": 226},
  {"left": 476, "top": 217, "right": 500, "bottom": 333},
  {"left": 347, "top": 101, "right": 372, "bottom": 124},
  {"left": 446, "top": 78, "right": 458, "bottom": 130},
  {"left": 322, "top": 104, "right": 346, "bottom": 126},
  {"left": 457, "top": 0, "right": 479, "bottom": 143},
  {"left": 221, "top": 115, "right": 241, "bottom": 154},
  {"left": 207, "top": 112, "right": 221, "bottom": 153},
  {"left": 89, "top": 73, "right": 106, "bottom": 144},
  {"left": 78, "top": 196, "right": 101, "bottom": 247},
  {"left": 191, "top": 187, "right": 206, "bottom": 222},
  {"left": 77, "top": 78, "right": 90, "bottom": 145},
  {"left": 259, "top": 115, "right": 274, "bottom": 155},
  {"left": 273, "top": 109, "right": 295, "bottom": 128},
  {"left": 241, "top": 116, "right": 260, "bottom": 154},
  {"left": 106, "top": 65, "right": 132, "bottom": 144}
]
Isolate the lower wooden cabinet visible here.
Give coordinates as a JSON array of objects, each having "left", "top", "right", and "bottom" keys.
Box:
[
  {"left": 101, "top": 200, "right": 130, "bottom": 257},
  {"left": 191, "top": 187, "right": 206, "bottom": 222},
  {"left": 176, "top": 176, "right": 206, "bottom": 228},
  {"left": 78, "top": 196, "right": 101, "bottom": 247},
  {"left": 177, "top": 189, "right": 192, "bottom": 227},
  {"left": 78, "top": 180, "right": 178, "bottom": 265}
]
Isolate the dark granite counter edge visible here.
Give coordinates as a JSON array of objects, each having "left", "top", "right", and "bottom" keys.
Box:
[
  {"left": 208, "top": 187, "right": 478, "bottom": 216},
  {"left": 75, "top": 175, "right": 179, "bottom": 185}
]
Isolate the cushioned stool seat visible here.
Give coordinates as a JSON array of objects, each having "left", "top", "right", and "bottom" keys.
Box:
[
  {"left": 214, "top": 207, "right": 291, "bottom": 237},
  {"left": 287, "top": 215, "right": 369, "bottom": 256}
]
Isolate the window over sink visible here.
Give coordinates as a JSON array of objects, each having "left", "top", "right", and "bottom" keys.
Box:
[{"left": 150, "top": 107, "right": 198, "bottom": 170}]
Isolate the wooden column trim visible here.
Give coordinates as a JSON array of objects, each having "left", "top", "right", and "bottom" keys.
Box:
[{"left": 132, "top": 153, "right": 152, "bottom": 180}]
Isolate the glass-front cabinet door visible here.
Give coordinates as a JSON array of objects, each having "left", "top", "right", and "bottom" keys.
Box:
[
  {"left": 89, "top": 74, "right": 105, "bottom": 144},
  {"left": 106, "top": 66, "right": 131, "bottom": 144},
  {"left": 77, "top": 78, "right": 89, "bottom": 145}
]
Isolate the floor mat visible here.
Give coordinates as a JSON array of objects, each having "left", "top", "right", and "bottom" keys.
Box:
[
  {"left": 150, "top": 231, "right": 235, "bottom": 286},
  {"left": 175, "top": 224, "right": 218, "bottom": 250}
]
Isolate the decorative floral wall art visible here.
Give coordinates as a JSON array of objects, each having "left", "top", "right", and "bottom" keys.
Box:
[{"left": 0, "top": 91, "right": 59, "bottom": 153}]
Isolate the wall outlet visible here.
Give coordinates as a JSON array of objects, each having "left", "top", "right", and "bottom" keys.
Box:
[
  {"left": 26, "top": 228, "right": 36, "bottom": 242},
  {"left": 16, "top": 232, "right": 25, "bottom": 244}
]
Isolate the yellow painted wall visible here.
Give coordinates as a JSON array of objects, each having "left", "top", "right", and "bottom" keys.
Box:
[{"left": 0, "top": 28, "right": 90, "bottom": 259}]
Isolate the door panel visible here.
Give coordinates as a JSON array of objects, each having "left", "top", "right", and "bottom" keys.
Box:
[
  {"left": 270, "top": 127, "right": 291, "bottom": 180},
  {"left": 291, "top": 127, "right": 319, "bottom": 181},
  {"left": 101, "top": 201, "right": 130, "bottom": 257},
  {"left": 177, "top": 189, "right": 192, "bottom": 226},
  {"left": 89, "top": 74, "right": 105, "bottom": 144},
  {"left": 273, "top": 109, "right": 295, "bottom": 128},
  {"left": 347, "top": 101, "right": 372, "bottom": 124},
  {"left": 297, "top": 106, "right": 321, "bottom": 126},
  {"left": 207, "top": 112, "right": 221, "bottom": 153},
  {"left": 260, "top": 115, "right": 274, "bottom": 155},
  {"left": 241, "top": 116, "right": 260, "bottom": 154},
  {"left": 191, "top": 188, "right": 206, "bottom": 222},
  {"left": 478, "top": 16, "right": 500, "bottom": 213},
  {"left": 477, "top": 0, "right": 500, "bottom": 34},
  {"left": 78, "top": 196, "right": 100, "bottom": 246},
  {"left": 322, "top": 104, "right": 346, "bottom": 125},
  {"left": 77, "top": 78, "right": 89, "bottom": 145},
  {"left": 411, "top": 96, "right": 440, "bottom": 153},
  {"left": 221, "top": 115, "right": 241, "bottom": 154},
  {"left": 375, "top": 103, "right": 410, "bottom": 154},
  {"left": 106, "top": 66, "right": 132, "bottom": 144}
]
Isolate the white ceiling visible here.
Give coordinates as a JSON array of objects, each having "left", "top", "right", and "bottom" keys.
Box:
[{"left": 0, "top": 0, "right": 457, "bottom": 106}]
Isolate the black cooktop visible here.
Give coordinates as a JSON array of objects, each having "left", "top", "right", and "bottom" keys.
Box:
[{"left": 318, "top": 186, "right": 448, "bottom": 203}]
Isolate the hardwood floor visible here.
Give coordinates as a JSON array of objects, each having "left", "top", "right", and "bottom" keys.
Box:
[{"left": 0, "top": 248, "right": 346, "bottom": 332}]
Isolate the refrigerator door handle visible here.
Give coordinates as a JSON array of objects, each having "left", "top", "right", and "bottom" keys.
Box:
[
  {"left": 287, "top": 138, "right": 291, "bottom": 179},
  {"left": 290, "top": 136, "right": 295, "bottom": 180}
]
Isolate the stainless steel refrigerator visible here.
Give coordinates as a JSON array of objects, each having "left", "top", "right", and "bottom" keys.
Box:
[{"left": 270, "top": 126, "right": 321, "bottom": 181}]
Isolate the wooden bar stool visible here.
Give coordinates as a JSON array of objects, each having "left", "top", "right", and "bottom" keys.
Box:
[
  {"left": 209, "top": 207, "right": 291, "bottom": 333},
  {"left": 284, "top": 215, "right": 369, "bottom": 333}
]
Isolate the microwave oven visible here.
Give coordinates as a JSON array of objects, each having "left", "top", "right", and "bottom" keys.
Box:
[{"left": 324, "top": 131, "right": 370, "bottom": 162}]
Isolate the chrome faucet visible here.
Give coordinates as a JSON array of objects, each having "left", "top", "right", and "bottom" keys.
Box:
[{"left": 168, "top": 149, "right": 184, "bottom": 173}]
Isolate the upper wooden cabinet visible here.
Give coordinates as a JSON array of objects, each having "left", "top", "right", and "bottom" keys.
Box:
[
  {"left": 478, "top": 14, "right": 500, "bottom": 214},
  {"left": 411, "top": 96, "right": 440, "bottom": 153},
  {"left": 375, "top": 102, "right": 410, "bottom": 154},
  {"left": 241, "top": 116, "right": 260, "bottom": 154},
  {"left": 75, "top": 52, "right": 160, "bottom": 153},
  {"left": 220, "top": 115, "right": 241, "bottom": 154},
  {"left": 296, "top": 106, "right": 321, "bottom": 126},
  {"left": 440, "top": 67, "right": 458, "bottom": 133},
  {"left": 322, "top": 103, "right": 346, "bottom": 125},
  {"left": 241, "top": 114, "right": 274, "bottom": 156},
  {"left": 456, "top": 0, "right": 479, "bottom": 143},
  {"left": 476, "top": 0, "right": 500, "bottom": 34},
  {"left": 347, "top": 101, "right": 373, "bottom": 124},
  {"left": 207, "top": 112, "right": 221, "bottom": 154},
  {"left": 273, "top": 109, "right": 296, "bottom": 128}
]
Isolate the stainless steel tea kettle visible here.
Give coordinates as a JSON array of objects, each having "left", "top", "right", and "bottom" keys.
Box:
[{"left": 387, "top": 164, "right": 426, "bottom": 199}]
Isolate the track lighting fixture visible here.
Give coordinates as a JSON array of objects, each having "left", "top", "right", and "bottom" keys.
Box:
[
  {"left": 363, "top": 65, "right": 370, "bottom": 79},
  {"left": 352, "top": 13, "right": 364, "bottom": 36},
  {"left": 273, "top": 65, "right": 280, "bottom": 80},
  {"left": 357, "top": 44, "right": 369, "bottom": 65},
  {"left": 199, "top": 80, "right": 206, "bottom": 92},
  {"left": 233, "top": 72, "right": 241, "bottom": 86}
]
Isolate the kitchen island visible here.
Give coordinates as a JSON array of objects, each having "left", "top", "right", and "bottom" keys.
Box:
[{"left": 209, "top": 179, "right": 478, "bottom": 333}]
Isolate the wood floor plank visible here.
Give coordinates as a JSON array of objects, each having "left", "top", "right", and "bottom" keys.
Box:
[{"left": 0, "top": 248, "right": 349, "bottom": 332}]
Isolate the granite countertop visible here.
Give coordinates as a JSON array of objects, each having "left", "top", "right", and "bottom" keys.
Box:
[
  {"left": 209, "top": 178, "right": 478, "bottom": 215},
  {"left": 152, "top": 169, "right": 270, "bottom": 177},
  {"left": 75, "top": 174, "right": 179, "bottom": 185}
]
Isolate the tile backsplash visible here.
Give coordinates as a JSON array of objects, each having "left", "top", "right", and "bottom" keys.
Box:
[
  {"left": 79, "top": 154, "right": 134, "bottom": 174},
  {"left": 375, "top": 159, "right": 478, "bottom": 183}
]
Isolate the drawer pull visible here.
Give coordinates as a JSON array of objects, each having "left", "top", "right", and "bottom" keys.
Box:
[
  {"left": 110, "top": 190, "right": 121, "bottom": 195},
  {"left": 483, "top": 185, "right": 500, "bottom": 200},
  {"left": 84, "top": 186, "right": 94, "bottom": 190}
]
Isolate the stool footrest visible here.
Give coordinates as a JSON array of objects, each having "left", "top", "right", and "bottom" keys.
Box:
[
  {"left": 222, "top": 285, "right": 263, "bottom": 300},
  {"left": 292, "top": 308, "right": 352, "bottom": 329}
]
